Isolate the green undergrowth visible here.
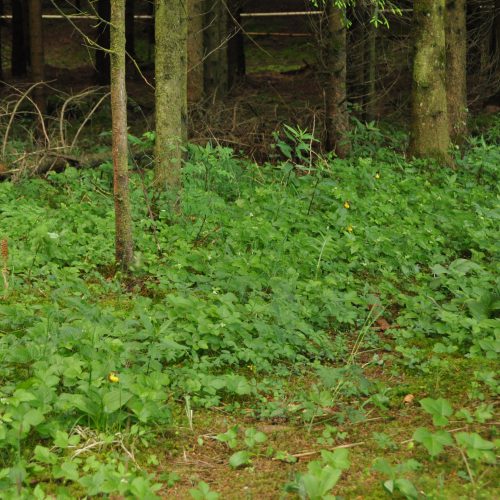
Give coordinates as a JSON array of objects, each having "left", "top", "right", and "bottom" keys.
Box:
[{"left": 0, "top": 119, "right": 498, "bottom": 498}]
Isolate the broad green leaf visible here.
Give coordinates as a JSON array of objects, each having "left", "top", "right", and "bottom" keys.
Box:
[
  {"left": 102, "top": 390, "right": 132, "bottom": 413},
  {"left": 229, "top": 450, "right": 251, "bottom": 469},
  {"left": 419, "top": 398, "right": 453, "bottom": 426},
  {"left": 33, "top": 445, "right": 57, "bottom": 464},
  {"left": 413, "top": 428, "right": 453, "bottom": 457}
]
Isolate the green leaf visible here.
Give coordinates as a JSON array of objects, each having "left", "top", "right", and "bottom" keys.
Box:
[
  {"left": 394, "top": 478, "right": 419, "bottom": 499},
  {"left": 33, "top": 445, "right": 57, "bottom": 464},
  {"left": 419, "top": 398, "right": 453, "bottom": 426},
  {"left": 22, "top": 409, "right": 44, "bottom": 429},
  {"left": 413, "top": 428, "right": 453, "bottom": 457},
  {"left": 229, "top": 450, "right": 251, "bottom": 469},
  {"left": 102, "top": 389, "right": 132, "bottom": 413},
  {"left": 455, "top": 432, "right": 496, "bottom": 463},
  {"left": 320, "top": 448, "right": 350, "bottom": 470}
]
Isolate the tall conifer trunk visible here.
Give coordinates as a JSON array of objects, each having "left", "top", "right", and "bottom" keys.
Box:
[
  {"left": 11, "top": 0, "right": 28, "bottom": 76},
  {"left": 409, "top": 0, "right": 451, "bottom": 165},
  {"left": 446, "top": 0, "right": 467, "bottom": 142},
  {"left": 325, "top": 4, "right": 350, "bottom": 157},
  {"left": 154, "top": 0, "right": 188, "bottom": 188},
  {"left": 188, "top": 0, "right": 204, "bottom": 102},
  {"left": 28, "top": 0, "right": 46, "bottom": 115},
  {"left": 204, "top": 0, "right": 228, "bottom": 99},
  {"left": 110, "top": 0, "right": 134, "bottom": 269}
]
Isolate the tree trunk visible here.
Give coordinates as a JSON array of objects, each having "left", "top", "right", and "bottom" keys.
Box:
[
  {"left": 96, "top": 0, "right": 111, "bottom": 85},
  {"left": 28, "top": 0, "right": 46, "bottom": 115},
  {"left": 409, "top": 0, "right": 451, "bottom": 165},
  {"left": 364, "top": 13, "right": 377, "bottom": 121},
  {"left": 188, "top": 0, "right": 204, "bottom": 102},
  {"left": 125, "top": 0, "right": 135, "bottom": 58},
  {"left": 227, "top": 0, "right": 245, "bottom": 88},
  {"left": 204, "top": 0, "right": 228, "bottom": 99},
  {"left": 325, "top": 4, "right": 350, "bottom": 157},
  {"left": 11, "top": 0, "right": 28, "bottom": 76},
  {"left": 446, "top": 0, "right": 467, "bottom": 143},
  {"left": 154, "top": 0, "right": 188, "bottom": 188},
  {"left": 110, "top": 0, "right": 134, "bottom": 270}
]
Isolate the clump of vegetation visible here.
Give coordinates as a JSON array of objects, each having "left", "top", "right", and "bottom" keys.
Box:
[{"left": 0, "top": 118, "right": 497, "bottom": 498}]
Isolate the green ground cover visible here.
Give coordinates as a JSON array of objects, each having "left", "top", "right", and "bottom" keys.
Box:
[{"left": 0, "top": 119, "right": 498, "bottom": 498}]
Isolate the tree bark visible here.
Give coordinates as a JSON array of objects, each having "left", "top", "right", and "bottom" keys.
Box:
[
  {"left": 364, "top": 13, "right": 377, "bottom": 121},
  {"left": 11, "top": 0, "right": 28, "bottom": 77},
  {"left": 154, "top": 0, "right": 188, "bottom": 188},
  {"left": 110, "top": 0, "right": 134, "bottom": 270},
  {"left": 409, "top": 0, "right": 451, "bottom": 165},
  {"left": 28, "top": 0, "right": 46, "bottom": 115},
  {"left": 96, "top": 0, "right": 111, "bottom": 85},
  {"left": 204, "top": 0, "right": 228, "bottom": 99},
  {"left": 188, "top": 0, "right": 204, "bottom": 102},
  {"left": 325, "top": 4, "right": 350, "bottom": 157},
  {"left": 446, "top": 0, "right": 467, "bottom": 143},
  {"left": 227, "top": 0, "right": 245, "bottom": 88}
]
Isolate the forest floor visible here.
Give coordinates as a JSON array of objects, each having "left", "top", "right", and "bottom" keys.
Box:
[
  {"left": 0, "top": 113, "right": 498, "bottom": 498},
  {"left": 0, "top": 11, "right": 499, "bottom": 500}
]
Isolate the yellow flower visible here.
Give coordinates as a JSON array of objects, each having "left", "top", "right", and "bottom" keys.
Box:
[
  {"left": 347, "top": 225, "right": 353, "bottom": 233},
  {"left": 108, "top": 372, "right": 119, "bottom": 383},
  {"left": 343, "top": 201, "right": 350, "bottom": 209},
  {"left": 375, "top": 172, "right": 380, "bottom": 179}
]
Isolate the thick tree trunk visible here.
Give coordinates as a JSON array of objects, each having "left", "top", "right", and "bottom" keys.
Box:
[
  {"left": 325, "top": 4, "right": 350, "bottom": 157},
  {"left": 96, "top": 0, "right": 111, "bottom": 85},
  {"left": 110, "top": 0, "right": 134, "bottom": 269},
  {"left": 28, "top": 0, "right": 46, "bottom": 115},
  {"left": 11, "top": 0, "right": 28, "bottom": 76},
  {"left": 154, "top": 0, "right": 188, "bottom": 188},
  {"left": 409, "top": 0, "right": 451, "bottom": 165},
  {"left": 446, "top": 0, "right": 467, "bottom": 143},
  {"left": 125, "top": 0, "right": 135, "bottom": 58},
  {"left": 188, "top": 0, "right": 204, "bottom": 102},
  {"left": 204, "top": 0, "right": 228, "bottom": 99}
]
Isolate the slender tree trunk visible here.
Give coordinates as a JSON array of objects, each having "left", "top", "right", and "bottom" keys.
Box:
[
  {"left": 125, "top": 0, "right": 135, "bottom": 58},
  {"left": 364, "top": 14, "right": 377, "bottom": 121},
  {"left": 154, "top": 0, "right": 188, "bottom": 188},
  {"left": 96, "top": 0, "right": 111, "bottom": 85},
  {"left": 110, "top": 0, "right": 134, "bottom": 269},
  {"left": 409, "top": 0, "right": 451, "bottom": 165},
  {"left": 325, "top": 4, "right": 350, "bottom": 157},
  {"left": 28, "top": 0, "right": 46, "bottom": 115},
  {"left": 11, "top": 0, "right": 28, "bottom": 76},
  {"left": 204, "top": 0, "right": 228, "bottom": 99},
  {"left": 446, "top": 0, "right": 467, "bottom": 143},
  {"left": 188, "top": 0, "right": 204, "bottom": 102},
  {"left": 227, "top": 0, "right": 245, "bottom": 88}
]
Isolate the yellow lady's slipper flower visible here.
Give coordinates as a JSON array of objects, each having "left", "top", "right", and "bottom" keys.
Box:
[
  {"left": 375, "top": 172, "right": 380, "bottom": 179},
  {"left": 108, "top": 372, "right": 119, "bottom": 383},
  {"left": 347, "top": 225, "right": 353, "bottom": 233},
  {"left": 343, "top": 201, "right": 350, "bottom": 209}
]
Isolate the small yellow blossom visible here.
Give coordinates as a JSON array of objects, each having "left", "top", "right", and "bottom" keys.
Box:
[
  {"left": 343, "top": 201, "right": 350, "bottom": 209},
  {"left": 108, "top": 372, "right": 120, "bottom": 383},
  {"left": 375, "top": 172, "right": 380, "bottom": 179},
  {"left": 347, "top": 225, "right": 353, "bottom": 233}
]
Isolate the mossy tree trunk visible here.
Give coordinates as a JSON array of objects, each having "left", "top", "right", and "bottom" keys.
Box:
[
  {"left": 110, "top": 0, "right": 134, "bottom": 269},
  {"left": 446, "top": 0, "right": 467, "bottom": 143},
  {"left": 125, "top": 0, "right": 135, "bottom": 58},
  {"left": 28, "top": 0, "right": 46, "bottom": 115},
  {"left": 204, "top": 0, "right": 228, "bottom": 99},
  {"left": 188, "top": 0, "right": 204, "bottom": 102},
  {"left": 154, "top": 0, "right": 188, "bottom": 188},
  {"left": 325, "top": 3, "right": 350, "bottom": 158},
  {"left": 409, "top": 0, "right": 451, "bottom": 165}
]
